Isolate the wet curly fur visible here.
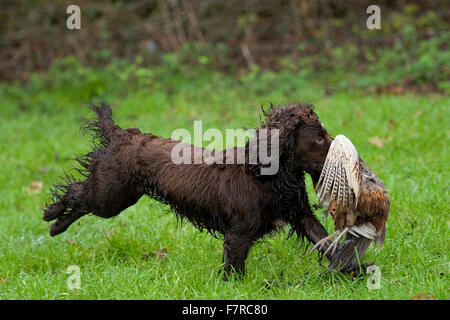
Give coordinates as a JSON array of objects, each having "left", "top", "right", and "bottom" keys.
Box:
[{"left": 43, "top": 102, "right": 335, "bottom": 277}]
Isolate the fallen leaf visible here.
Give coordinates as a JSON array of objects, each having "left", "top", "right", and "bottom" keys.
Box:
[
  {"left": 105, "top": 227, "right": 119, "bottom": 239},
  {"left": 368, "top": 136, "right": 384, "bottom": 148},
  {"left": 0, "top": 276, "right": 7, "bottom": 284},
  {"left": 142, "top": 249, "right": 168, "bottom": 261},
  {"left": 388, "top": 119, "right": 397, "bottom": 129},
  {"left": 66, "top": 240, "right": 77, "bottom": 245},
  {"left": 26, "top": 181, "right": 43, "bottom": 194},
  {"left": 220, "top": 109, "right": 232, "bottom": 121},
  {"left": 413, "top": 109, "right": 423, "bottom": 119},
  {"left": 412, "top": 293, "right": 436, "bottom": 300},
  {"left": 154, "top": 248, "right": 168, "bottom": 259}
]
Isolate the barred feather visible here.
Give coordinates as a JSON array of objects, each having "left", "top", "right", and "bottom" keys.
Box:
[
  {"left": 316, "top": 135, "right": 361, "bottom": 217},
  {"left": 315, "top": 135, "right": 389, "bottom": 273}
]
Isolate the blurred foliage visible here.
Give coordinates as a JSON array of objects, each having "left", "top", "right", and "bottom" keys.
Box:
[
  {"left": 280, "top": 27, "right": 450, "bottom": 93},
  {"left": 0, "top": 0, "right": 448, "bottom": 92},
  {"left": 1, "top": 27, "right": 448, "bottom": 113}
]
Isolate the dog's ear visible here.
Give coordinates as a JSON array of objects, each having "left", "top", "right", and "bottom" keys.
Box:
[{"left": 277, "top": 113, "right": 303, "bottom": 159}]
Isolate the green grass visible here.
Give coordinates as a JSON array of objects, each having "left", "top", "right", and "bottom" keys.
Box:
[{"left": 0, "top": 67, "right": 448, "bottom": 299}]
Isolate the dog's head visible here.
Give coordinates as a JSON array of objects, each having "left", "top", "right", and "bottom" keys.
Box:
[{"left": 263, "top": 103, "right": 332, "bottom": 176}]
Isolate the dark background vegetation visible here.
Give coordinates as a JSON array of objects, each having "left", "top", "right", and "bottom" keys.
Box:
[{"left": 1, "top": 0, "right": 449, "bottom": 93}]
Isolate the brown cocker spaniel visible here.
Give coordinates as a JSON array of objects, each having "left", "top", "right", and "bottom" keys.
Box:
[{"left": 43, "top": 102, "right": 334, "bottom": 278}]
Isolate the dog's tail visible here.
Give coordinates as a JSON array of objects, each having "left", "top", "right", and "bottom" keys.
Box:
[{"left": 85, "top": 102, "right": 122, "bottom": 146}]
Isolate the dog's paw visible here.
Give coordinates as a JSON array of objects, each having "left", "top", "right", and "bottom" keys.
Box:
[{"left": 43, "top": 202, "right": 66, "bottom": 221}]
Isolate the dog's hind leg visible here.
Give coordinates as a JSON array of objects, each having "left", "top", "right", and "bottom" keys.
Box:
[
  {"left": 43, "top": 180, "right": 86, "bottom": 222},
  {"left": 43, "top": 201, "right": 67, "bottom": 222},
  {"left": 50, "top": 209, "right": 87, "bottom": 236},
  {"left": 43, "top": 178, "right": 92, "bottom": 237}
]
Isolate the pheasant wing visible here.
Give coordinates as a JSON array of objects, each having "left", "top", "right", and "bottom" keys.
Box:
[{"left": 316, "top": 135, "right": 362, "bottom": 216}]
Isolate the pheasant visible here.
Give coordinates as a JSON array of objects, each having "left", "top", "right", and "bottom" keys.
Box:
[{"left": 310, "top": 135, "right": 390, "bottom": 271}]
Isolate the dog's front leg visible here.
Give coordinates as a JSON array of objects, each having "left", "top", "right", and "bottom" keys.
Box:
[
  {"left": 295, "top": 210, "right": 334, "bottom": 261},
  {"left": 222, "top": 232, "right": 253, "bottom": 280}
]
